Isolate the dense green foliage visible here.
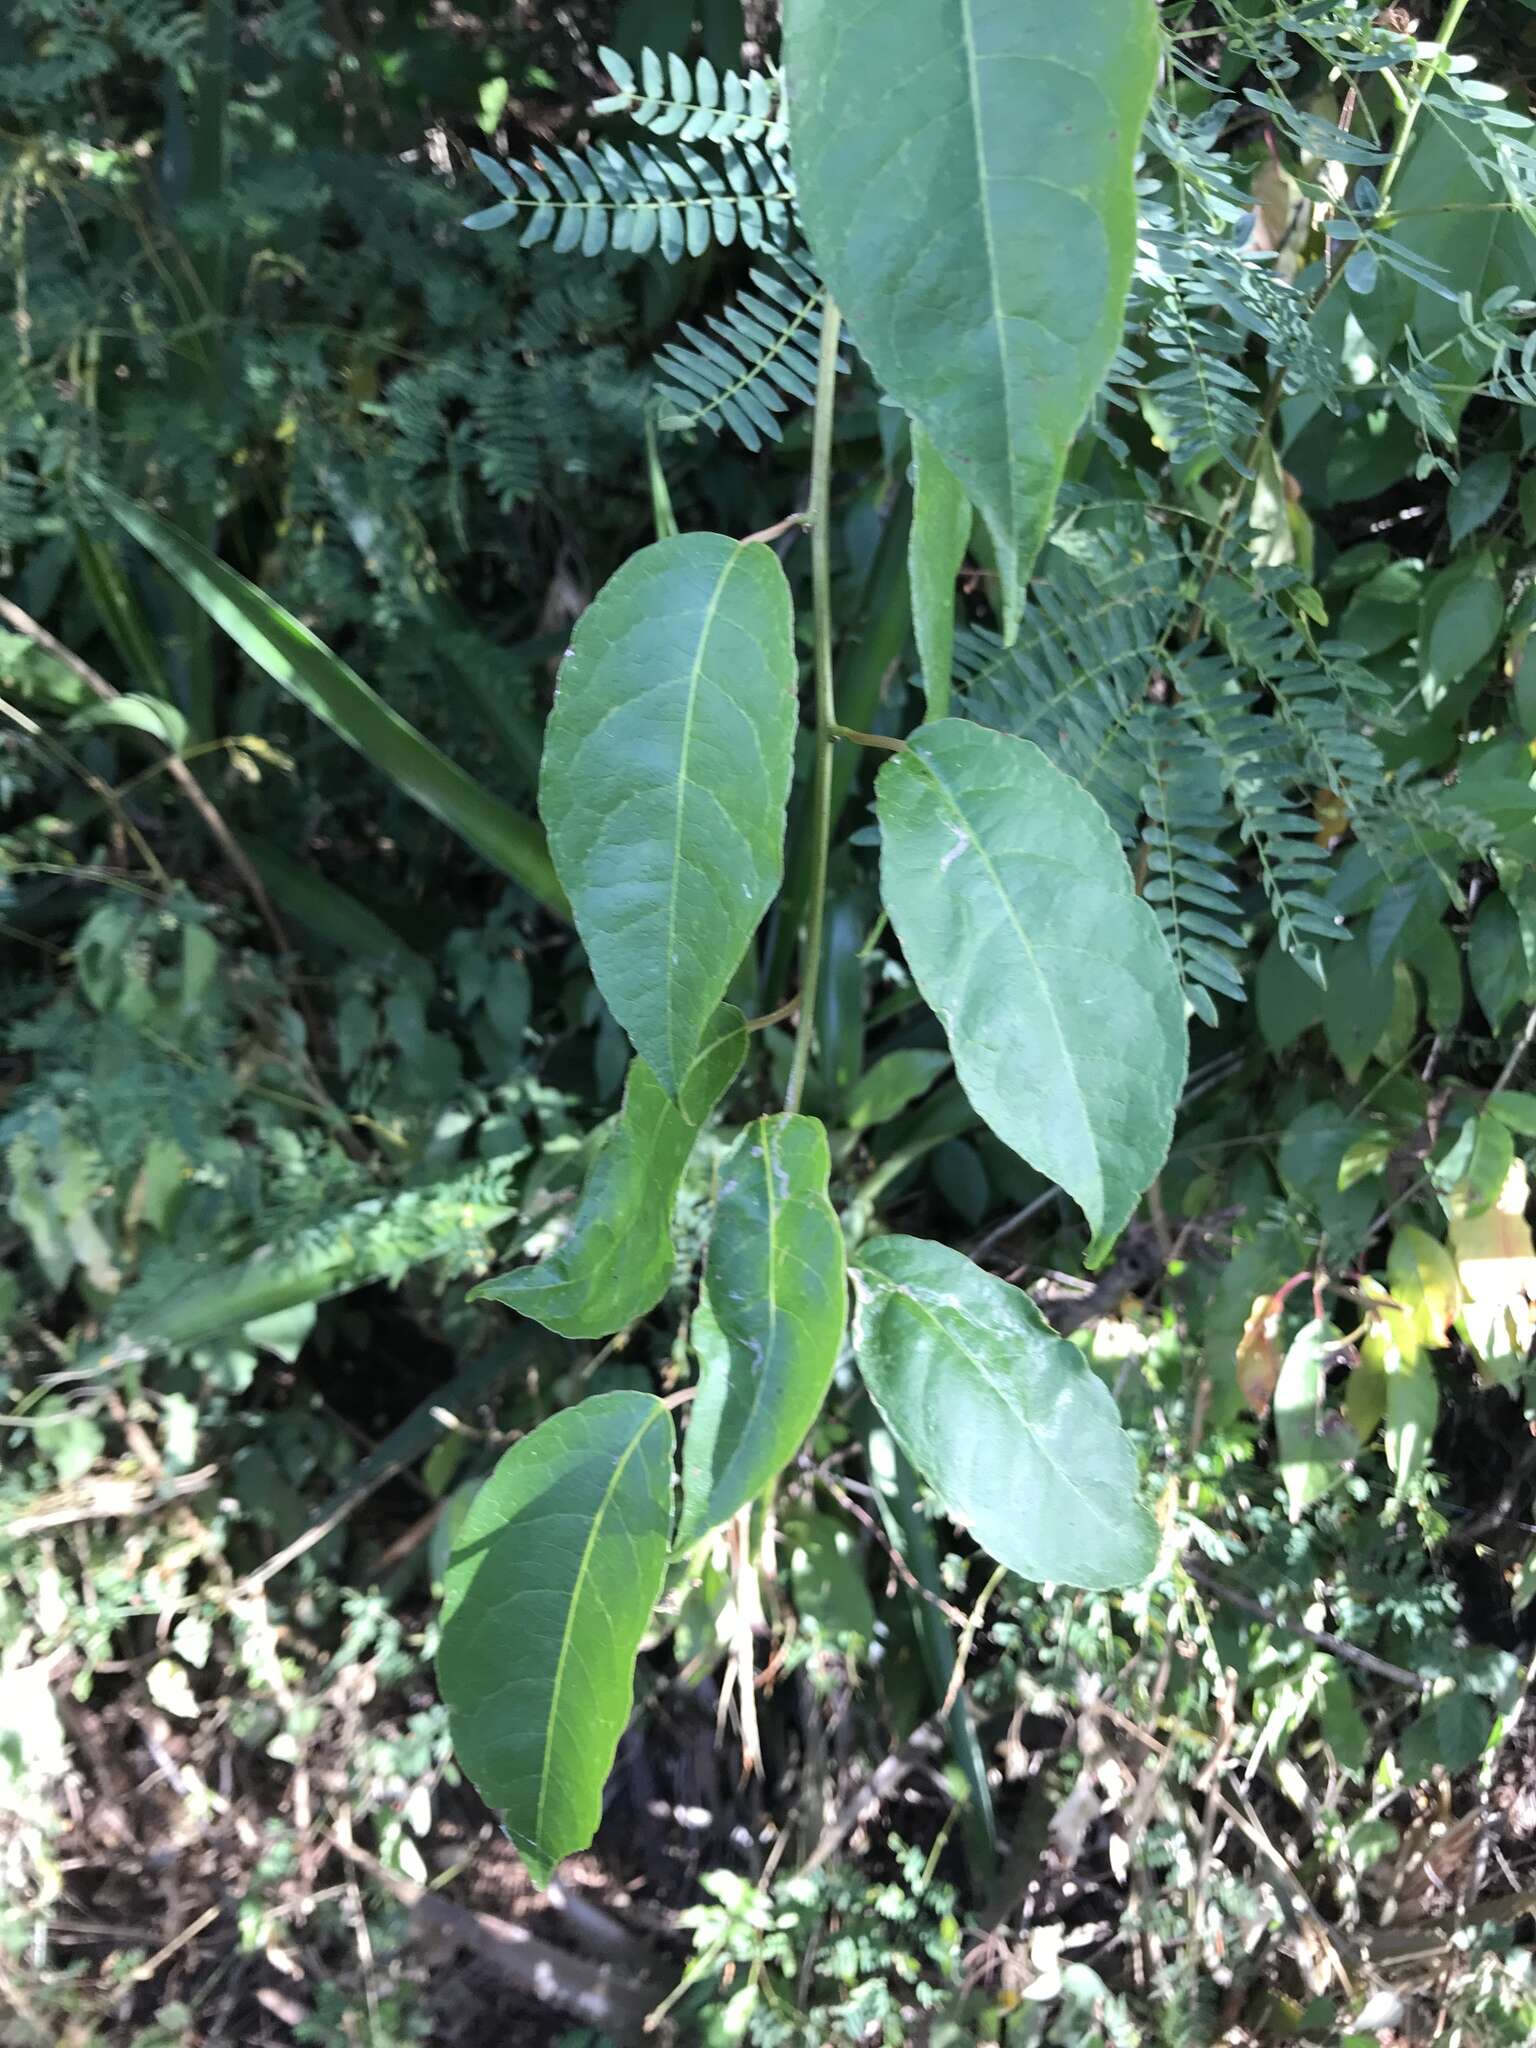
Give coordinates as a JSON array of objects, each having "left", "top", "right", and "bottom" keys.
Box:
[{"left": 6, "top": 1, "right": 1536, "bottom": 2043}]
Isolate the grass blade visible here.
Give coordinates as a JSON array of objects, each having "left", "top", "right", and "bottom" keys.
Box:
[{"left": 90, "top": 480, "right": 569, "bottom": 919}]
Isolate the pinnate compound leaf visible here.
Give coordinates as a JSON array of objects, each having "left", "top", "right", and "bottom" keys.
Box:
[
  {"left": 875, "top": 720, "right": 1186, "bottom": 1248},
  {"left": 540, "top": 534, "right": 796, "bottom": 1097},
  {"left": 471, "top": 1008, "right": 745, "bottom": 1339},
  {"left": 437, "top": 1392, "right": 674, "bottom": 1886},
  {"left": 850, "top": 1235, "right": 1158, "bottom": 1588},
  {"left": 677, "top": 1115, "right": 845, "bottom": 1546},
  {"left": 785, "top": 0, "right": 1158, "bottom": 638}
]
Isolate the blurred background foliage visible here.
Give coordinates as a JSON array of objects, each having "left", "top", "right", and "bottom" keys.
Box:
[{"left": 4, "top": 1, "right": 1536, "bottom": 2043}]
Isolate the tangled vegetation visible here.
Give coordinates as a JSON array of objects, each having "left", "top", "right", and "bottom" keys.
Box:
[{"left": 4, "top": 1, "right": 1536, "bottom": 2043}]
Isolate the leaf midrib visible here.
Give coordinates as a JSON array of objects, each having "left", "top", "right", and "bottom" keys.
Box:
[
  {"left": 910, "top": 745, "right": 1102, "bottom": 1222},
  {"left": 958, "top": 0, "right": 1013, "bottom": 535},
  {"left": 665, "top": 543, "right": 750, "bottom": 1085},
  {"left": 533, "top": 1405, "right": 667, "bottom": 1852},
  {"left": 865, "top": 1271, "right": 1132, "bottom": 1551}
]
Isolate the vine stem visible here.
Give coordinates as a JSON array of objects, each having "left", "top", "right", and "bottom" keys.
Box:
[
  {"left": 1377, "top": 0, "right": 1471, "bottom": 208},
  {"left": 783, "top": 296, "right": 843, "bottom": 1116}
]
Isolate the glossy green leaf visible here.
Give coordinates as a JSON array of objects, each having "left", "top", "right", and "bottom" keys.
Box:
[
  {"left": 678, "top": 1115, "right": 845, "bottom": 1546},
  {"left": 541, "top": 533, "right": 796, "bottom": 1097},
  {"left": 88, "top": 481, "right": 567, "bottom": 918},
  {"left": 846, "top": 1048, "right": 951, "bottom": 1132},
  {"left": 1274, "top": 1318, "right": 1358, "bottom": 1522},
  {"left": 908, "top": 424, "right": 970, "bottom": 715},
  {"left": 437, "top": 1392, "right": 674, "bottom": 1886},
  {"left": 786, "top": 0, "right": 1158, "bottom": 638},
  {"left": 471, "top": 1008, "right": 745, "bottom": 1338},
  {"left": 850, "top": 1234, "right": 1158, "bottom": 1588},
  {"left": 875, "top": 720, "right": 1186, "bottom": 1247}
]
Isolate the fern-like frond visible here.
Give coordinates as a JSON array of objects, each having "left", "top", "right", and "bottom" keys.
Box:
[
  {"left": 1136, "top": 704, "right": 1247, "bottom": 1023},
  {"left": 653, "top": 254, "right": 838, "bottom": 451},
  {"left": 1175, "top": 649, "right": 1342, "bottom": 982},
  {"left": 463, "top": 139, "right": 792, "bottom": 262},
  {"left": 591, "top": 45, "right": 786, "bottom": 150},
  {"left": 1205, "top": 571, "right": 1394, "bottom": 804}
]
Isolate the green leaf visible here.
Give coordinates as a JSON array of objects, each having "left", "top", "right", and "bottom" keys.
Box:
[
  {"left": 908, "top": 424, "right": 971, "bottom": 715},
  {"left": 1410, "top": 922, "right": 1463, "bottom": 1034},
  {"left": 1447, "top": 452, "right": 1511, "bottom": 547},
  {"left": 472, "top": 1009, "right": 745, "bottom": 1339},
  {"left": 1384, "top": 1353, "right": 1438, "bottom": 1493},
  {"left": 540, "top": 533, "right": 796, "bottom": 1096},
  {"left": 850, "top": 1234, "right": 1158, "bottom": 1588},
  {"left": 1487, "top": 1090, "right": 1536, "bottom": 1138},
  {"left": 1468, "top": 893, "right": 1531, "bottom": 1032},
  {"left": 785, "top": 0, "right": 1158, "bottom": 638},
  {"left": 1321, "top": 939, "right": 1395, "bottom": 1082},
  {"left": 1418, "top": 553, "right": 1503, "bottom": 711},
  {"left": 781, "top": 1511, "right": 877, "bottom": 1653},
  {"left": 1278, "top": 1103, "right": 1381, "bottom": 1256},
  {"left": 1274, "top": 1318, "right": 1358, "bottom": 1522},
  {"left": 845, "top": 1047, "right": 950, "bottom": 1132},
  {"left": 88, "top": 481, "right": 568, "bottom": 919},
  {"left": 875, "top": 720, "right": 1186, "bottom": 1247},
  {"left": 1255, "top": 937, "right": 1324, "bottom": 1054},
  {"left": 1400, "top": 1693, "right": 1493, "bottom": 1783},
  {"left": 437, "top": 1392, "right": 674, "bottom": 1885},
  {"left": 72, "top": 694, "right": 189, "bottom": 753},
  {"left": 1433, "top": 1112, "right": 1514, "bottom": 1220},
  {"left": 677, "top": 1115, "right": 846, "bottom": 1546}
]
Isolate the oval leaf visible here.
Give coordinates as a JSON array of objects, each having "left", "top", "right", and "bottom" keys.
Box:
[
  {"left": 471, "top": 1008, "right": 745, "bottom": 1339},
  {"left": 875, "top": 720, "right": 1186, "bottom": 1247},
  {"left": 437, "top": 1392, "right": 674, "bottom": 1885},
  {"left": 850, "top": 1234, "right": 1158, "bottom": 1588},
  {"left": 678, "top": 1115, "right": 845, "bottom": 1546},
  {"left": 541, "top": 534, "right": 796, "bottom": 1096},
  {"left": 785, "top": 0, "right": 1158, "bottom": 637}
]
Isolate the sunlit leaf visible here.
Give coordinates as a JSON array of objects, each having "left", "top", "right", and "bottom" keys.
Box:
[
  {"left": 785, "top": 0, "right": 1158, "bottom": 637},
  {"left": 851, "top": 1234, "right": 1158, "bottom": 1588},
  {"left": 875, "top": 720, "right": 1186, "bottom": 1248},
  {"left": 540, "top": 533, "right": 796, "bottom": 1097},
  {"left": 678, "top": 1115, "right": 845, "bottom": 1545}
]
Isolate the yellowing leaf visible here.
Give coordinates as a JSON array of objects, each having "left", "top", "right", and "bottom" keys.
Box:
[
  {"left": 1236, "top": 1290, "right": 1284, "bottom": 1416},
  {"left": 1387, "top": 1225, "right": 1461, "bottom": 1349},
  {"left": 1450, "top": 1158, "right": 1536, "bottom": 1389}
]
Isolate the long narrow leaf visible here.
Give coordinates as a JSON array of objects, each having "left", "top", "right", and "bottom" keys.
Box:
[{"left": 90, "top": 481, "right": 568, "bottom": 919}]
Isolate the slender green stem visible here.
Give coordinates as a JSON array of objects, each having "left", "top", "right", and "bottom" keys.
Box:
[
  {"left": 1377, "top": 0, "right": 1470, "bottom": 208},
  {"left": 831, "top": 722, "right": 907, "bottom": 754},
  {"left": 784, "top": 298, "right": 843, "bottom": 1115}
]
